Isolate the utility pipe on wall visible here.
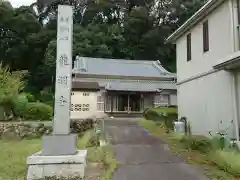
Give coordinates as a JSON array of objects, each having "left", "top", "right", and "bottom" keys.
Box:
[{"left": 232, "top": 71, "right": 239, "bottom": 141}]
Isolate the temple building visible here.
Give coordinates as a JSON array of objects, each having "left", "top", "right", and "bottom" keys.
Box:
[{"left": 71, "top": 57, "right": 177, "bottom": 119}]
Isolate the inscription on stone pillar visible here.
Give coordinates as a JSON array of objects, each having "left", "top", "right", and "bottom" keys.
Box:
[{"left": 53, "top": 5, "right": 73, "bottom": 135}]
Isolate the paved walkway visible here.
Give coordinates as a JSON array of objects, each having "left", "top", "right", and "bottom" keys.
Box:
[{"left": 104, "top": 119, "right": 209, "bottom": 180}]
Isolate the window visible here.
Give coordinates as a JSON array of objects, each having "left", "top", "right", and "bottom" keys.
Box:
[
  {"left": 83, "top": 92, "right": 90, "bottom": 96},
  {"left": 203, "top": 20, "right": 209, "bottom": 52},
  {"left": 97, "top": 93, "right": 105, "bottom": 111},
  {"left": 187, "top": 33, "right": 191, "bottom": 61},
  {"left": 154, "top": 94, "right": 169, "bottom": 107},
  {"left": 71, "top": 104, "right": 90, "bottom": 112}
]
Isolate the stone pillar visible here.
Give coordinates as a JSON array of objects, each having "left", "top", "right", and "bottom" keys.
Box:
[
  {"left": 26, "top": 5, "right": 87, "bottom": 180},
  {"left": 42, "top": 4, "right": 76, "bottom": 156}
]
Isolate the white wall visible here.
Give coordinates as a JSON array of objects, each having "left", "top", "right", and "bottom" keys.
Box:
[
  {"left": 170, "top": 94, "right": 177, "bottom": 106},
  {"left": 144, "top": 94, "right": 154, "bottom": 109},
  {"left": 71, "top": 91, "right": 97, "bottom": 119},
  {"left": 176, "top": 1, "right": 234, "bottom": 82},
  {"left": 178, "top": 70, "right": 235, "bottom": 137}
]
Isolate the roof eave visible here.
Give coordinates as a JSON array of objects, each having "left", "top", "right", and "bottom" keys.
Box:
[
  {"left": 165, "top": 0, "right": 225, "bottom": 44},
  {"left": 213, "top": 57, "right": 240, "bottom": 69}
]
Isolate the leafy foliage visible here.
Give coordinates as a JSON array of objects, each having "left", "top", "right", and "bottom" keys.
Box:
[
  {"left": 23, "top": 93, "right": 35, "bottom": 102},
  {"left": 0, "top": 0, "right": 207, "bottom": 92},
  {"left": 143, "top": 108, "right": 162, "bottom": 121},
  {"left": 143, "top": 108, "right": 177, "bottom": 132},
  {"left": 12, "top": 93, "right": 29, "bottom": 117},
  {"left": 70, "top": 119, "right": 94, "bottom": 133},
  {"left": 0, "top": 64, "right": 25, "bottom": 108},
  {"left": 180, "top": 135, "right": 213, "bottom": 153},
  {"left": 23, "top": 102, "right": 53, "bottom": 121}
]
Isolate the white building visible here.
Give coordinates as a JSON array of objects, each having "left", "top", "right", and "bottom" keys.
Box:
[{"left": 166, "top": 0, "right": 240, "bottom": 140}]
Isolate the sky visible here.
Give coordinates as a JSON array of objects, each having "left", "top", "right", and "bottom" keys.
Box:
[{"left": 9, "top": 0, "right": 36, "bottom": 7}]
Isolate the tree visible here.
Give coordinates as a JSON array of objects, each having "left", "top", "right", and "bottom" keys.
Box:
[
  {"left": 0, "top": 63, "right": 25, "bottom": 108},
  {"left": 37, "top": 23, "right": 126, "bottom": 88},
  {"left": 0, "top": 4, "right": 42, "bottom": 71},
  {"left": 0, "top": 0, "right": 208, "bottom": 91}
]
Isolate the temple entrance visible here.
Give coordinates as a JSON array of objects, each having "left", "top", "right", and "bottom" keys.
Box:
[
  {"left": 118, "top": 94, "right": 128, "bottom": 111},
  {"left": 117, "top": 93, "right": 141, "bottom": 112},
  {"left": 130, "top": 94, "right": 141, "bottom": 112}
]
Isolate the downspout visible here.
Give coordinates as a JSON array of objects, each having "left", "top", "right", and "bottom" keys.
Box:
[
  {"left": 230, "top": 0, "right": 240, "bottom": 141},
  {"left": 232, "top": 71, "right": 239, "bottom": 141},
  {"left": 229, "top": 0, "right": 236, "bottom": 52},
  {"left": 237, "top": 0, "right": 240, "bottom": 50}
]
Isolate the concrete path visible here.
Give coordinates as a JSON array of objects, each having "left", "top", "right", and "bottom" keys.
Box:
[{"left": 104, "top": 119, "right": 209, "bottom": 180}]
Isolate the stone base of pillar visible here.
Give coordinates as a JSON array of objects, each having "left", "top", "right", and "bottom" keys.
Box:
[
  {"left": 26, "top": 150, "right": 88, "bottom": 180},
  {"left": 42, "top": 134, "right": 77, "bottom": 156}
]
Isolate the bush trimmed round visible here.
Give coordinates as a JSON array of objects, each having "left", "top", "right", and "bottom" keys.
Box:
[
  {"left": 12, "top": 94, "right": 28, "bottom": 117},
  {"left": 23, "top": 102, "right": 52, "bottom": 121}
]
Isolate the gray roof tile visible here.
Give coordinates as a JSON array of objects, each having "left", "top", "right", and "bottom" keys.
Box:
[
  {"left": 73, "top": 78, "right": 176, "bottom": 91},
  {"left": 73, "top": 57, "right": 175, "bottom": 78}
]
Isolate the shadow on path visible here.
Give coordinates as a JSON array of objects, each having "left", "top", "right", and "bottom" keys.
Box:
[{"left": 104, "top": 119, "right": 209, "bottom": 180}]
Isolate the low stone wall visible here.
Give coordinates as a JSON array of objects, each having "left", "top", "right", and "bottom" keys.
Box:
[
  {"left": 0, "top": 122, "right": 53, "bottom": 140},
  {"left": 0, "top": 119, "right": 98, "bottom": 140}
]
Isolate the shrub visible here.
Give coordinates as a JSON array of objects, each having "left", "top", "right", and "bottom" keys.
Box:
[
  {"left": 23, "top": 93, "right": 35, "bottom": 102},
  {"left": 12, "top": 93, "right": 28, "bottom": 117},
  {"left": 210, "top": 150, "right": 240, "bottom": 176},
  {"left": 70, "top": 119, "right": 94, "bottom": 134},
  {"left": 23, "top": 102, "right": 52, "bottom": 121},
  {"left": 44, "top": 100, "right": 54, "bottom": 106},
  {"left": 211, "top": 136, "right": 226, "bottom": 150},
  {"left": 143, "top": 108, "right": 163, "bottom": 121},
  {"left": 0, "top": 64, "right": 25, "bottom": 106},
  {"left": 181, "top": 135, "right": 212, "bottom": 153},
  {"left": 40, "top": 88, "right": 54, "bottom": 103},
  {"left": 164, "top": 112, "right": 178, "bottom": 131}
]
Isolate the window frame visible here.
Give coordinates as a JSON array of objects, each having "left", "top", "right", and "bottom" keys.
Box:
[
  {"left": 203, "top": 20, "right": 209, "bottom": 52},
  {"left": 97, "top": 93, "right": 105, "bottom": 112},
  {"left": 187, "top": 33, "right": 192, "bottom": 61}
]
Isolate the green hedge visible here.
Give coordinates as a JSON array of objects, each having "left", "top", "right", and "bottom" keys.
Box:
[
  {"left": 12, "top": 94, "right": 28, "bottom": 117},
  {"left": 23, "top": 102, "right": 52, "bottom": 121},
  {"left": 143, "top": 108, "right": 163, "bottom": 121},
  {"left": 70, "top": 118, "right": 94, "bottom": 133},
  {"left": 11, "top": 93, "right": 52, "bottom": 121},
  {"left": 143, "top": 108, "right": 178, "bottom": 131}
]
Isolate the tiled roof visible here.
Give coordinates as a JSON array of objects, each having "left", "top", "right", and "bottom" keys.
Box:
[
  {"left": 73, "top": 57, "right": 175, "bottom": 78},
  {"left": 73, "top": 78, "right": 176, "bottom": 91},
  {"left": 72, "top": 81, "right": 100, "bottom": 90}
]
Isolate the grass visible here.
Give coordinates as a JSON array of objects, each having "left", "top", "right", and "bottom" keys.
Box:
[
  {"left": 0, "top": 130, "right": 117, "bottom": 180},
  {"left": 210, "top": 150, "right": 240, "bottom": 177},
  {"left": 0, "top": 139, "right": 41, "bottom": 180},
  {"left": 154, "top": 106, "right": 177, "bottom": 114},
  {"left": 139, "top": 119, "right": 235, "bottom": 180}
]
